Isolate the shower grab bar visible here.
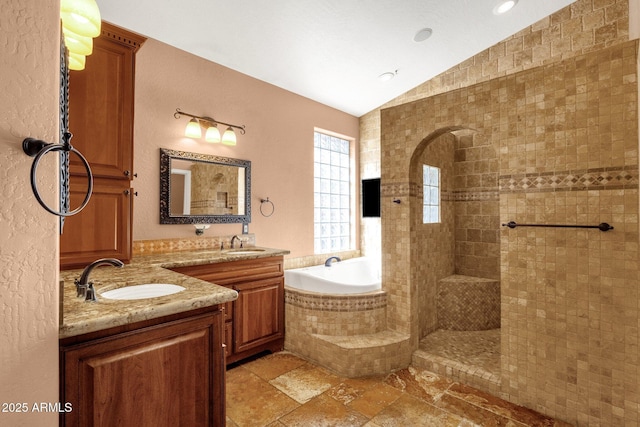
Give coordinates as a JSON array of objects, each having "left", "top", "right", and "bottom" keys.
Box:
[{"left": 501, "top": 221, "right": 613, "bottom": 232}]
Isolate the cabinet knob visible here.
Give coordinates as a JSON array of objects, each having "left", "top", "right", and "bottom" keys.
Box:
[
  {"left": 124, "top": 171, "right": 138, "bottom": 178},
  {"left": 124, "top": 190, "right": 138, "bottom": 196}
]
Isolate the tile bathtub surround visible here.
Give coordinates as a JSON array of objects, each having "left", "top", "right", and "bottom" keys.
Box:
[
  {"left": 226, "top": 351, "right": 572, "bottom": 426},
  {"left": 283, "top": 249, "right": 361, "bottom": 270},
  {"left": 284, "top": 288, "right": 412, "bottom": 377}
]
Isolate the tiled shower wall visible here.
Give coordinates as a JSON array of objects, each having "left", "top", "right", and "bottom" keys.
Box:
[
  {"left": 452, "top": 133, "right": 500, "bottom": 280},
  {"left": 380, "top": 36, "right": 639, "bottom": 427},
  {"left": 360, "top": 1, "right": 638, "bottom": 424},
  {"left": 411, "top": 132, "right": 455, "bottom": 338}
]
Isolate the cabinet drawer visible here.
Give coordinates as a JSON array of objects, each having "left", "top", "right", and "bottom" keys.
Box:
[{"left": 171, "top": 256, "right": 283, "bottom": 286}]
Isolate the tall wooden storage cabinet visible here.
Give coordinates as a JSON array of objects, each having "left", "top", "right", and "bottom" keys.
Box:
[{"left": 60, "top": 23, "right": 145, "bottom": 269}]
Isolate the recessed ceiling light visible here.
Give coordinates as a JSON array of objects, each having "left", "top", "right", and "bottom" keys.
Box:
[
  {"left": 413, "top": 28, "right": 433, "bottom": 42},
  {"left": 378, "top": 71, "right": 397, "bottom": 82},
  {"left": 493, "top": 0, "right": 518, "bottom": 15}
]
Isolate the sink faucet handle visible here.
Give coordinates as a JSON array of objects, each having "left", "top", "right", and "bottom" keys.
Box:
[
  {"left": 85, "top": 283, "right": 98, "bottom": 302},
  {"left": 74, "top": 278, "right": 88, "bottom": 298}
]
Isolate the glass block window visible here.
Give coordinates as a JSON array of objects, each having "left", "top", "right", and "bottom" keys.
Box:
[
  {"left": 314, "top": 131, "right": 351, "bottom": 254},
  {"left": 423, "top": 165, "right": 440, "bottom": 223}
]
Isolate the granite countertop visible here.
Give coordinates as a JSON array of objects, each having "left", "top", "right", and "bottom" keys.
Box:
[{"left": 60, "top": 247, "right": 289, "bottom": 339}]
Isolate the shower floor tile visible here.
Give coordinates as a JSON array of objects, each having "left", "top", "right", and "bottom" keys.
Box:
[
  {"left": 226, "top": 350, "right": 572, "bottom": 427},
  {"left": 413, "top": 329, "right": 501, "bottom": 395}
]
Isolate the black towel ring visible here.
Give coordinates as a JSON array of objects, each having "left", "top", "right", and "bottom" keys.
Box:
[
  {"left": 260, "top": 197, "right": 275, "bottom": 217},
  {"left": 23, "top": 132, "right": 93, "bottom": 217}
]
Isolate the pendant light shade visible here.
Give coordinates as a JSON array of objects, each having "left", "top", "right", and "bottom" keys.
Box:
[
  {"left": 205, "top": 125, "right": 221, "bottom": 143},
  {"left": 60, "top": 0, "right": 102, "bottom": 38},
  {"left": 222, "top": 127, "right": 237, "bottom": 146},
  {"left": 68, "top": 51, "right": 86, "bottom": 71},
  {"left": 62, "top": 26, "right": 93, "bottom": 56},
  {"left": 185, "top": 118, "right": 202, "bottom": 138}
]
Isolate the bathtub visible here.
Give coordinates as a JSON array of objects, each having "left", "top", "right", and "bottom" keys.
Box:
[{"left": 284, "top": 257, "right": 381, "bottom": 294}]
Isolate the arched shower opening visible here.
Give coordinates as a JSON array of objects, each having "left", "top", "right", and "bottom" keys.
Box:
[{"left": 408, "top": 126, "right": 502, "bottom": 394}]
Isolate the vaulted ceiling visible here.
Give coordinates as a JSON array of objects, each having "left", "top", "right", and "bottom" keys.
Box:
[{"left": 97, "top": 0, "right": 576, "bottom": 117}]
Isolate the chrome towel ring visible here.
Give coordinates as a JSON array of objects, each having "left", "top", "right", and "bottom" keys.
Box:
[
  {"left": 23, "top": 131, "right": 93, "bottom": 217},
  {"left": 260, "top": 197, "right": 275, "bottom": 217}
]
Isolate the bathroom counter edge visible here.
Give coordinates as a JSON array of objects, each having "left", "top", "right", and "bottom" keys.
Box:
[{"left": 59, "top": 247, "right": 290, "bottom": 339}]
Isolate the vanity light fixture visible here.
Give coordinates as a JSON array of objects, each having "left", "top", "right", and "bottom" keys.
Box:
[
  {"left": 60, "top": 0, "right": 102, "bottom": 71},
  {"left": 174, "top": 108, "right": 246, "bottom": 146}
]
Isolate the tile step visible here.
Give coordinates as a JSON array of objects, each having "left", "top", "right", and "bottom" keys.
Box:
[{"left": 312, "top": 330, "right": 410, "bottom": 349}]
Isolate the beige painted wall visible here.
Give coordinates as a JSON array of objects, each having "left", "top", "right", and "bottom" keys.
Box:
[
  {"left": 0, "top": 1, "right": 60, "bottom": 426},
  {"left": 132, "top": 38, "right": 360, "bottom": 258}
]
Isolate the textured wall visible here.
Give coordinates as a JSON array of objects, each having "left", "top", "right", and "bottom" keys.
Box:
[{"left": 0, "top": 1, "right": 60, "bottom": 426}]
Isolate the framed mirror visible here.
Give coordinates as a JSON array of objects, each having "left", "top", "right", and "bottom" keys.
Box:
[{"left": 160, "top": 148, "right": 251, "bottom": 224}]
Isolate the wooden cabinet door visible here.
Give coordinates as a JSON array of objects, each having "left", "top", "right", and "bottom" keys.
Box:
[
  {"left": 68, "top": 23, "right": 144, "bottom": 180},
  {"left": 60, "top": 177, "right": 132, "bottom": 269},
  {"left": 234, "top": 277, "right": 284, "bottom": 354},
  {"left": 61, "top": 312, "right": 225, "bottom": 427}
]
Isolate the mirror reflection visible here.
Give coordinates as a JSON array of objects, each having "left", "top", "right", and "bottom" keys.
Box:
[{"left": 160, "top": 148, "right": 251, "bottom": 224}]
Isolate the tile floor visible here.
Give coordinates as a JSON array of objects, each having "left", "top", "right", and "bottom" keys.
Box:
[{"left": 226, "top": 351, "right": 572, "bottom": 426}]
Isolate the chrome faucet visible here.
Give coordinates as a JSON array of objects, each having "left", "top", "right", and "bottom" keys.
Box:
[
  {"left": 324, "top": 256, "right": 341, "bottom": 267},
  {"left": 75, "top": 258, "right": 124, "bottom": 302},
  {"left": 231, "top": 235, "right": 244, "bottom": 249}
]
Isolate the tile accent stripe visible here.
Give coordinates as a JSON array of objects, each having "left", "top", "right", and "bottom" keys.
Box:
[
  {"left": 381, "top": 166, "right": 638, "bottom": 200},
  {"left": 499, "top": 166, "right": 639, "bottom": 193},
  {"left": 285, "top": 288, "right": 387, "bottom": 312}
]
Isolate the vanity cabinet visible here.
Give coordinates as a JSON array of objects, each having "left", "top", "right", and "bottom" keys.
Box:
[
  {"left": 61, "top": 22, "right": 145, "bottom": 269},
  {"left": 60, "top": 307, "right": 225, "bottom": 427},
  {"left": 170, "top": 256, "right": 285, "bottom": 364}
]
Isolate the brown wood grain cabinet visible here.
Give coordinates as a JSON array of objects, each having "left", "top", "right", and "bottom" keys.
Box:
[
  {"left": 60, "top": 177, "right": 133, "bottom": 268},
  {"left": 61, "top": 22, "right": 145, "bottom": 269},
  {"left": 60, "top": 308, "right": 225, "bottom": 427},
  {"left": 170, "top": 256, "right": 285, "bottom": 364}
]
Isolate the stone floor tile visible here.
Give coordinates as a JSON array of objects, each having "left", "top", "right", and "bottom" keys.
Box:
[
  {"left": 243, "top": 351, "right": 308, "bottom": 381},
  {"left": 369, "top": 394, "right": 463, "bottom": 426},
  {"left": 269, "top": 363, "right": 342, "bottom": 404},
  {"left": 385, "top": 366, "right": 454, "bottom": 403},
  {"left": 278, "top": 393, "right": 369, "bottom": 427},
  {"left": 226, "top": 366, "right": 300, "bottom": 427},
  {"left": 348, "top": 382, "right": 403, "bottom": 418}
]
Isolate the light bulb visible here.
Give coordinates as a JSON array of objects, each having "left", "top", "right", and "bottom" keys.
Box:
[
  {"left": 222, "top": 128, "right": 237, "bottom": 146},
  {"left": 184, "top": 118, "right": 202, "bottom": 138},
  {"left": 68, "top": 51, "right": 86, "bottom": 71},
  {"left": 60, "top": 0, "right": 102, "bottom": 38},
  {"left": 205, "top": 125, "right": 221, "bottom": 143},
  {"left": 62, "top": 25, "right": 93, "bottom": 56}
]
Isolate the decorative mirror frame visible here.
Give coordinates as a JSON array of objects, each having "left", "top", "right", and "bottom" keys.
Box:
[{"left": 159, "top": 148, "right": 251, "bottom": 224}]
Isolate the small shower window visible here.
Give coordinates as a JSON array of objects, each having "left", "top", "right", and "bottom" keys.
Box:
[
  {"left": 314, "top": 130, "right": 353, "bottom": 254},
  {"left": 423, "top": 165, "right": 440, "bottom": 223}
]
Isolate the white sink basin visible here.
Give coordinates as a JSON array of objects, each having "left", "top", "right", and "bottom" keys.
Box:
[
  {"left": 225, "top": 248, "right": 266, "bottom": 255},
  {"left": 100, "top": 284, "right": 185, "bottom": 300}
]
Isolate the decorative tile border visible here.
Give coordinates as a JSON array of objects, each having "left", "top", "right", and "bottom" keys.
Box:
[
  {"left": 380, "top": 166, "right": 639, "bottom": 200},
  {"left": 284, "top": 288, "right": 387, "bottom": 312},
  {"left": 133, "top": 234, "right": 256, "bottom": 256},
  {"left": 381, "top": 182, "right": 499, "bottom": 201},
  {"left": 444, "top": 190, "right": 499, "bottom": 202},
  {"left": 499, "top": 166, "right": 639, "bottom": 193}
]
